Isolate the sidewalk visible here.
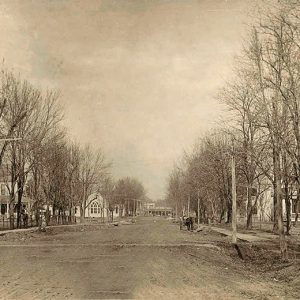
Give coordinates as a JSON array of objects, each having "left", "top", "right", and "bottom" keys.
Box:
[
  {"left": 0, "top": 222, "right": 110, "bottom": 236},
  {"left": 0, "top": 226, "right": 39, "bottom": 236},
  {"left": 207, "top": 226, "right": 278, "bottom": 242}
]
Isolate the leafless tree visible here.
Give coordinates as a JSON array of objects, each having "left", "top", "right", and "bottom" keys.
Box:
[
  {"left": 113, "top": 177, "right": 146, "bottom": 217},
  {"left": 166, "top": 131, "right": 233, "bottom": 224},
  {"left": 78, "top": 145, "right": 110, "bottom": 222}
]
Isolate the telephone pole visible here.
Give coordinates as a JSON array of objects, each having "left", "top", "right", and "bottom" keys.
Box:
[
  {"left": 231, "top": 140, "right": 237, "bottom": 245},
  {"left": 197, "top": 190, "right": 200, "bottom": 226},
  {"left": 187, "top": 194, "right": 190, "bottom": 217}
]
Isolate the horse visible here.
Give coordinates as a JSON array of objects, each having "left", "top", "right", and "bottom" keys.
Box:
[
  {"left": 180, "top": 216, "right": 194, "bottom": 231},
  {"left": 185, "top": 217, "right": 194, "bottom": 231}
]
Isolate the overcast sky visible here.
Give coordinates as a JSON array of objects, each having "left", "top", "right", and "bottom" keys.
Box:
[{"left": 0, "top": 0, "right": 253, "bottom": 200}]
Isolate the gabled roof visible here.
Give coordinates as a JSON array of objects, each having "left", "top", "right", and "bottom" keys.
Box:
[{"left": 86, "top": 193, "right": 104, "bottom": 204}]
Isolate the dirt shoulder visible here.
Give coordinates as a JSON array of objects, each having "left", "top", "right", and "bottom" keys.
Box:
[{"left": 205, "top": 224, "right": 300, "bottom": 299}]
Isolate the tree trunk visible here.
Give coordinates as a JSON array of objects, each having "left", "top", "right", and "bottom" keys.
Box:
[
  {"left": 219, "top": 208, "right": 225, "bottom": 223},
  {"left": 46, "top": 205, "right": 51, "bottom": 225},
  {"left": 80, "top": 206, "right": 85, "bottom": 223},
  {"left": 81, "top": 188, "right": 86, "bottom": 223},
  {"left": 273, "top": 152, "right": 278, "bottom": 231},
  {"left": 16, "top": 179, "right": 24, "bottom": 228},
  {"left": 226, "top": 202, "right": 232, "bottom": 223},
  {"left": 9, "top": 199, "right": 15, "bottom": 229},
  {"left": 274, "top": 149, "right": 288, "bottom": 260},
  {"left": 285, "top": 196, "right": 291, "bottom": 235},
  {"left": 294, "top": 185, "right": 299, "bottom": 226},
  {"left": 284, "top": 181, "right": 291, "bottom": 235},
  {"left": 246, "top": 186, "right": 253, "bottom": 229}
]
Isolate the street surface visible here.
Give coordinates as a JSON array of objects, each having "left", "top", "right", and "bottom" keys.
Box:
[{"left": 0, "top": 217, "right": 294, "bottom": 299}]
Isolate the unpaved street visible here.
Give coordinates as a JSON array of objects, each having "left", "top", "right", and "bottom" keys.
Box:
[{"left": 0, "top": 218, "right": 295, "bottom": 299}]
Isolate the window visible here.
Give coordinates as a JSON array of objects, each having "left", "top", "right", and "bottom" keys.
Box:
[
  {"left": 1, "top": 204, "right": 6, "bottom": 215},
  {"left": 1, "top": 184, "right": 6, "bottom": 196},
  {"left": 292, "top": 200, "right": 298, "bottom": 214},
  {"left": 90, "top": 201, "right": 100, "bottom": 214}
]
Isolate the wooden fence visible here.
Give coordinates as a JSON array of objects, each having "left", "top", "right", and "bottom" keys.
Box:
[{"left": 0, "top": 215, "right": 77, "bottom": 230}]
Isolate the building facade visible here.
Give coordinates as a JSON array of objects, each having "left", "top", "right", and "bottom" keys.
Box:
[
  {"left": 75, "top": 192, "right": 120, "bottom": 221},
  {"left": 0, "top": 181, "right": 33, "bottom": 218},
  {"left": 237, "top": 185, "right": 299, "bottom": 224}
]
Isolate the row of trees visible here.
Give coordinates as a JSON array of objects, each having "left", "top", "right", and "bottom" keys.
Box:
[
  {"left": 103, "top": 176, "right": 146, "bottom": 218},
  {"left": 166, "top": 1, "right": 300, "bottom": 259},
  {"left": 0, "top": 68, "right": 146, "bottom": 228}
]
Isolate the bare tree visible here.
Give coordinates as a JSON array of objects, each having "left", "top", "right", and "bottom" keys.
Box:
[
  {"left": 166, "top": 131, "right": 233, "bottom": 225},
  {"left": 78, "top": 145, "right": 110, "bottom": 222},
  {"left": 0, "top": 70, "right": 29, "bottom": 168},
  {"left": 114, "top": 177, "right": 146, "bottom": 217}
]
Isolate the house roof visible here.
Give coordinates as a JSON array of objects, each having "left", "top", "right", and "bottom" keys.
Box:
[{"left": 86, "top": 193, "right": 106, "bottom": 207}]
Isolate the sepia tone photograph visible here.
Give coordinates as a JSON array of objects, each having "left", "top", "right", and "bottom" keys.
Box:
[{"left": 0, "top": 0, "right": 299, "bottom": 299}]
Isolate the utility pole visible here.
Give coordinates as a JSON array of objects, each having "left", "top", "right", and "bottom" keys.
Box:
[
  {"left": 231, "top": 140, "right": 237, "bottom": 245},
  {"left": 133, "top": 199, "right": 135, "bottom": 216},
  {"left": 187, "top": 194, "right": 190, "bottom": 217},
  {"left": 197, "top": 190, "right": 200, "bottom": 227}
]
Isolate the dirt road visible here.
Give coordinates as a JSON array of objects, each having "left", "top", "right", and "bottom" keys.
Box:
[{"left": 0, "top": 217, "right": 296, "bottom": 299}]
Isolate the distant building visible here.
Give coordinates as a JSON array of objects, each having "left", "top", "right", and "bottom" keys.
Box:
[
  {"left": 74, "top": 192, "right": 120, "bottom": 220},
  {"left": 143, "top": 201, "right": 173, "bottom": 217},
  {"left": 143, "top": 202, "right": 156, "bottom": 210}
]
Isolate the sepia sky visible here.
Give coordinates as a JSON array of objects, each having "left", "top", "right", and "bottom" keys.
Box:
[{"left": 0, "top": 0, "right": 253, "bottom": 200}]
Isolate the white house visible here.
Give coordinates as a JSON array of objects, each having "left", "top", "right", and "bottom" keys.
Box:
[
  {"left": 238, "top": 185, "right": 299, "bottom": 224},
  {"left": 0, "top": 178, "right": 33, "bottom": 218},
  {"left": 75, "top": 193, "right": 121, "bottom": 221}
]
